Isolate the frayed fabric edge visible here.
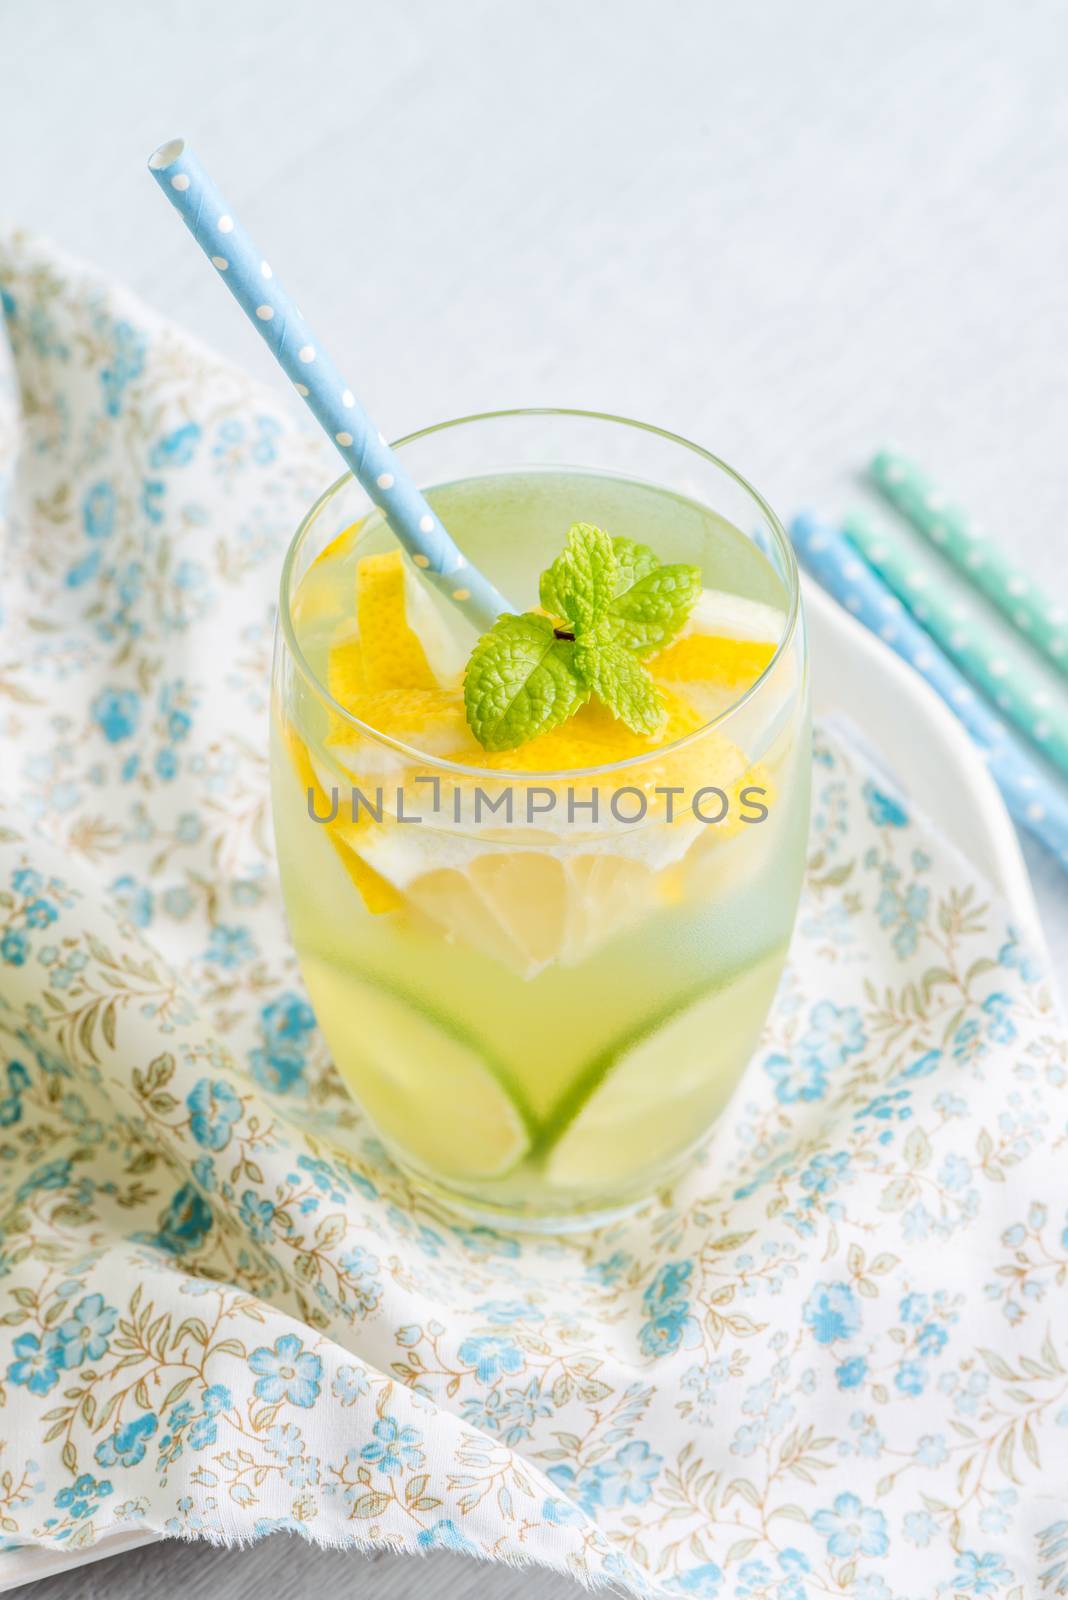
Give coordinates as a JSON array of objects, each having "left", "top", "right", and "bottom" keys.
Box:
[{"left": 1, "top": 1517, "right": 646, "bottom": 1597}]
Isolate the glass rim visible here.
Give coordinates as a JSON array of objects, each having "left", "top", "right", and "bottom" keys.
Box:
[{"left": 277, "top": 406, "right": 801, "bottom": 781}]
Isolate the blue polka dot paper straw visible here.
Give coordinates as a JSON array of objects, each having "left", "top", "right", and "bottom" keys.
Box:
[
  {"left": 147, "top": 138, "right": 513, "bottom": 630},
  {"left": 791, "top": 512, "right": 1068, "bottom": 872},
  {"left": 870, "top": 449, "right": 1068, "bottom": 676},
  {"left": 843, "top": 510, "right": 1068, "bottom": 783}
]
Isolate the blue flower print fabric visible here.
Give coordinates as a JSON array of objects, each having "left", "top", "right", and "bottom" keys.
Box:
[{"left": 0, "top": 234, "right": 1066, "bottom": 1597}]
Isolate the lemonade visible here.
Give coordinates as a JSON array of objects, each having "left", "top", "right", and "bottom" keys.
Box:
[{"left": 271, "top": 414, "right": 809, "bottom": 1225}]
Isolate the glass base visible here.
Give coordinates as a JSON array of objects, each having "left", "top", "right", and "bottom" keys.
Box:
[{"left": 391, "top": 1149, "right": 698, "bottom": 1236}]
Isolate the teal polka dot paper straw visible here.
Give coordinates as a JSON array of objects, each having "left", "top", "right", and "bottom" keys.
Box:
[
  {"left": 147, "top": 138, "right": 514, "bottom": 630},
  {"left": 844, "top": 510, "right": 1068, "bottom": 782},
  {"left": 791, "top": 512, "right": 1068, "bottom": 873},
  {"left": 870, "top": 449, "right": 1068, "bottom": 675}
]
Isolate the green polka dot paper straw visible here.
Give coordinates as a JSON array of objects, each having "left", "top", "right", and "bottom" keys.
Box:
[
  {"left": 147, "top": 138, "right": 513, "bottom": 630},
  {"left": 870, "top": 449, "right": 1068, "bottom": 675},
  {"left": 844, "top": 510, "right": 1068, "bottom": 781}
]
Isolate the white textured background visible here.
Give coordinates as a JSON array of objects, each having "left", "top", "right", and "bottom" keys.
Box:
[{"left": 3, "top": 0, "right": 1067, "bottom": 1592}]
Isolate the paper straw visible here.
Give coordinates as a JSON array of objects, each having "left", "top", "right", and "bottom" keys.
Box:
[
  {"left": 791, "top": 512, "right": 1068, "bottom": 872},
  {"left": 870, "top": 449, "right": 1068, "bottom": 676},
  {"left": 147, "top": 138, "right": 513, "bottom": 630},
  {"left": 843, "top": 510, "right": 1068, "bottom": 782}
]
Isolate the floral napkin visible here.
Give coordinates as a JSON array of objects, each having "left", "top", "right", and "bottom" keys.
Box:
[{"left": 0, "top": 233, "right": 1066, "bottom": 1600}]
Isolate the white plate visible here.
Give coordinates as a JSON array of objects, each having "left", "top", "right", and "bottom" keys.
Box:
[
  {"left": 804, "top": 577, "right": 1045, "bottom": 954},
  {"left": 0, "top": 581, "right": 1045, "bottom": 1593},
  {"left": 0, "top": 1527, "right": 160, "bottom": 1593}
]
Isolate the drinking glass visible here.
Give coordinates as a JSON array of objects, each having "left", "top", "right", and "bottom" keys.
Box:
[{"left": 271, "top": 410, "right": 809, "bottom": 1227}]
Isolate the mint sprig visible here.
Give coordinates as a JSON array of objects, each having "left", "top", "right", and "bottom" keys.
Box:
[{"left": 463, "top": 524, "right": 701, "bottom": 751}]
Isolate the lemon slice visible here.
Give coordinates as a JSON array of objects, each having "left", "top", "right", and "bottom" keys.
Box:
[
  {"left": 300, "top": 958, "right": 532, "bottom": 1180},
  {"left": 281, "top": 718, "right": 401, "bottom": 914},
  {"left": 326, "top": 686, "right": 482, "bottom": 770},
  {"left": 685, "top": 588, "right": 786, "bottom": 642},
  {"left": 541, "top": 946, "right": 786, "bottom": 1192},
  {"left": 652, "top": 634, "right": 775, "bottom": 688},
  {"left": 401, "top": 851, "right": 663, "bottom": 979},
  {"left": 356, "top": 550, "right": 466, "bottom": 692},
  {"left": 327, "top": 629, "right": 367, "bottom": 708},
  {"left": 457, "top": 688, "right": 704, "bottom": 773},
  {"left": 648, "top": 588, "right": 784, "bottom": 708}
]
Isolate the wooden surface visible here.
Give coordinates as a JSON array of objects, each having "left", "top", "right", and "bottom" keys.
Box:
[{"left": 3, "top": 0, "right": 1067, "bottom": 1592}]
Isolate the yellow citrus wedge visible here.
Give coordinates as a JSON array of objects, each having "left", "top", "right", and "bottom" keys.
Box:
[
  {"left": 444, "top": 687, "right": 704, "bottom": 773},
  {"left": 357, "top": 550, "right": 441, "bottom": 691},
  {"left": 651, "top": 634, "right": 775, "bottom": 688},
  {"left": 330, "top": 687, "right": 478, "bottom": 760},
  {"left": 403, "top": 850, "right": 662, "bottom": 979},
  {"left": 326, "top": 631, "right": 367, "bottom": 708},
  {"left": 281, "top": 717, "right": 401, "bottom": 914},
  {"left": 353, "top": 549, "right": 467, "bottom": 693}
]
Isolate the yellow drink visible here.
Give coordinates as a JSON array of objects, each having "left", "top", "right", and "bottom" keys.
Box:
[{"left": 271, "top": 416, "right": 808, "bottom": 1226}]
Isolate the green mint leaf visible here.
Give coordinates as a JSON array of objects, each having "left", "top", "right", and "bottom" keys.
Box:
[
  {"left": 574, "top": 638, "right": 665, "bottom": 736},
  {"left": 538, "top": 523, "right": 618, "bottom": 632},
  {"left": 605, "top": 543, "right": 702, "bottom": 658},
  {"left": 464, "top": 612, "right": 589, "bottom": 751},
  {"left": 610, "top": 535, "right": 661, "bottom": 593}
]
